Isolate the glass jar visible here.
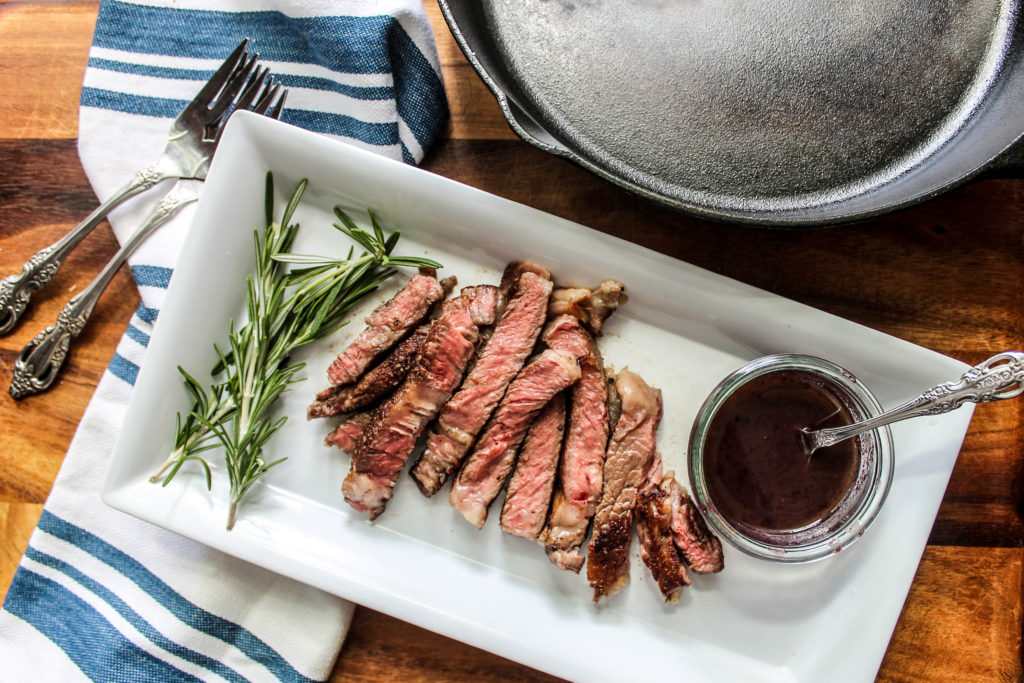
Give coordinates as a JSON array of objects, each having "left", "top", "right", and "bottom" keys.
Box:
[{"left": 688, "top": 354, "right": 894, "bottom": 563}]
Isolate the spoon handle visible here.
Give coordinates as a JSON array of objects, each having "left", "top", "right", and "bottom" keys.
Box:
[{"left": 806, "top": 351, "right": 1024, "bottom": 450}]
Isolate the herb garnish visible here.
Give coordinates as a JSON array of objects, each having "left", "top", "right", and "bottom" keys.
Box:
[{"left": 151, "top": 173, "right": 441, "bottom": 529}]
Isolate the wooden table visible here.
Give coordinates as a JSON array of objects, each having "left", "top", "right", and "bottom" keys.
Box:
[{"left": 1, "top": 3, "right": 1021, "bottom": 680}]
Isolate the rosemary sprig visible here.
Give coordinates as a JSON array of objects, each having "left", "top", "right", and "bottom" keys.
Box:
[{"left": 150, "top": 173, "right": 441, "bottom": 529}]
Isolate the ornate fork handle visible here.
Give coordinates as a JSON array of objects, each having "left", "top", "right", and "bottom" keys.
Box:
[
  {"left": 10, "top": 182, "right": 199, "bottom": 399},
  {"left": 805, "top": 351, "right": 1024, "bottom": 451},
  {"left": 0, "top": 160, "right": 179, "bottom": 336},
  {"left": 0, "top": 41, "right": 285, "bottom": 338}
]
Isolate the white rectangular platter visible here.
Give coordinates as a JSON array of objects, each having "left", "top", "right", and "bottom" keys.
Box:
[{"left": 103, "top": 112, "right": 973, "bottom": 683}]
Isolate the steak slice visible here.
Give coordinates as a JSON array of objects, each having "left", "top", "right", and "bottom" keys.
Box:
[
  {"left": 325, "top": 412, "right": 372, "bottom": 453},
  {"left": 458, "top": 285, "right": 503, "bottom": 326},
  {"left": 637, "top": 478, "right": 692, "bottom": 604},
  {"left": 500, "top": 261, "right": 552, "bottom": 298},
  {"left": 548, "top": 280, "right": 626, "bottom": 333},
  {"left": 587, "top": 370, "right": 663, "bottom": 602},
  {"left": 341, "top": 288, "right": 497, "bottom": 519},
  {"left": 644, "top": 451, "right": 663, "bottom": 489},
  {"left": 499, "top": 392, "right": 567, "bottom": 540},
  {"left": 411, "top": 268, "right": 553, "bottom": 496},
  {"left": 327, "top": 271, "right": 448, "bottom": 386},
  {"left": 450, "top": 349, "right": 581, "bottom": 528},
  {"left": 539, "top": 316, "right": 609, "bottom": 572},
  {"left": 669, "top": 477, "right": 725, "bottom": 574},
  {"left": 309, "top": 325, "right": 429, "bottom": 419}
]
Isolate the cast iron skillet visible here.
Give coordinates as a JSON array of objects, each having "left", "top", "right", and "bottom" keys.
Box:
[{"left": 439, "top": 0, "right": 1024, "bottom": 226}]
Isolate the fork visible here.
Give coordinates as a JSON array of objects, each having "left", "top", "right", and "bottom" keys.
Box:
[
  {"left": 8, "top": 58, "right": 287, "bottom": 399},
  {"left": 0, "top": 39, "right": 266, "bottom": 336}
]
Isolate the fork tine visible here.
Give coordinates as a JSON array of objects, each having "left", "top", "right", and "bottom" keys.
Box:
[
  {"left": 267, "top": 90, "right": 288, "bottom": 120},
  {"left": 252, "top": 79, "right": 281, "bottom": 115},
  {"left": 186, "top": 38, "right": 249, "bottom": 113},
  {"left": 207, "top": 52, "right": 259, "bottom": 121},
  {"left": 232, "top": 66, "right": 271, "bottom": 115},
  {"left": 210, "top": 77, "right": 287, "bottom": 146}
]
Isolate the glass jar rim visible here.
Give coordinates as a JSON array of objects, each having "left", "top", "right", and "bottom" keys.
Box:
[{"left": 687, "top": 354, "right": 894, "bottom": 563}]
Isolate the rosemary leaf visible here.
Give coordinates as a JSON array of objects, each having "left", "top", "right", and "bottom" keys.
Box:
[{"left": 152, "top": 173, "right": 442, "bottom": 529}]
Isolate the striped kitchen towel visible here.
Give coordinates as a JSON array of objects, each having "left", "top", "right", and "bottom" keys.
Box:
[{"left": 0, "top": 1, "right": 448, "bottom": 681}]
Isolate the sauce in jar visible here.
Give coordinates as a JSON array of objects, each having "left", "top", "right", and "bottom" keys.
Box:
[{"left": 703, "top": 369, "right": 859, "bottom": 531}]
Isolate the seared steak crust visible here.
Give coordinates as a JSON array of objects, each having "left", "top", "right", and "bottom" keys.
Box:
[
  {"left": 328, "top": 272, "right": 446, "bottom": 385},
  {"left": 637, "top": 479, "right": 692, "bottom": 604},
  {"left": 309, "top": 386, "right": 351, "bottom": 421},
  {"left": 540, "top": 316, "right": 609, "bottom": 571},
  {"left": 587, "top": 370, "right": 663, "bottom": 602},
  {"left": 341, "top": 289, "right": 496, "bottom": 519},
  {"left": 606, "top": 374, "right": 622, "bottom": 434},
  {"left": 500, "top": 392, "right": 567, "bottom": 540},
  {"left": 309, "top": 325, "right": 428, "bottom": 419},
  {"left": 411, "top": 269, "right": 553, "bottom": 496},
  {"left": 450, "top": 349, "right": 581, "bottom": 528}
]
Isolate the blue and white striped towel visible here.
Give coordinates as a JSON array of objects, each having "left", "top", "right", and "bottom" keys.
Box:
[{"left": 0, "top": 1, "right": 448, "bottom": 680}]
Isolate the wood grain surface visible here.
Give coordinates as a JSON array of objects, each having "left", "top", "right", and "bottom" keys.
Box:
[{"left": 0, "top": 2, "right": 1021, "bottom": 681}]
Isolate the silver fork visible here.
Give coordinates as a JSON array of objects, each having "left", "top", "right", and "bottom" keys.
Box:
[
  {"left": 0, "top": 39, "right": 272, "bottom": 336},
  {"left": 8, "top": 60, "right": 287, "bottom": 399}
]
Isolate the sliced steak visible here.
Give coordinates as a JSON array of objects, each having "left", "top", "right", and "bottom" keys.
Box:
[
  {"left": 587, "top": 370, "right": 663, "bottom": 602},
  {"left": 500, "top": 261, "right": 552, "bottom": 298},
  {"left": 411, "top": 268, "right": 553, "bottom": 496},
  {"left": 458, "top": 285, "right": 503, "bottom": 326},
  {"left": 542, "top": 491, "right": 587, "bottom": 573},
  {"left": 643, "top": 451, "right": 663, "bottom": 489},
  {"left": 341, "top": 289, "right": 497, "bottom": 519},
  {"left": 450, "top": 349, "right": 581, "bottom": 528},
  {"left": 669, "top": 477, "right": 725, "bottom": 574},
  {"left": 327, "top": 272, "right": 448, "bottom": 386},
  {"left": 500, "top": 392, "right": 567, "bottom": 540},
  {"left": 637, "top": 478, "right": 692, "bottom": 604},
  {"left": 309, "top": 385, "right": 351, "bottom": 421},
  {"left": 325, "top": 412, "right": 372, "bottom": 453},
  {"left": 548, "top": 280, "right": 626, "bottom": 333},
  {"left": 309, "top": 325, "right": 429, "bottom": 419},
  {"left": 539, "top": 316, "right": 609, "bottom": 572}
]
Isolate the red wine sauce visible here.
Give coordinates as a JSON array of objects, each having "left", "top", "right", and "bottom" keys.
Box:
[{"left": 704, "top": 370, "right": 859, "bottom": 531}]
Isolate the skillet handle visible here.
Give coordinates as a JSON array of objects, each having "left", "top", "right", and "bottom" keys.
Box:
[
  {"left": 503, "top": 99, "right": 573, "bottom": 157},
  {"left": 437, "top": 0, "right": 574, "bottom": 158}
]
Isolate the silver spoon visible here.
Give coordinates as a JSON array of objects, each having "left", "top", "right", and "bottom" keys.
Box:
[{"left": 800, "top": 351, "right": 1024, "bottom": 455}]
